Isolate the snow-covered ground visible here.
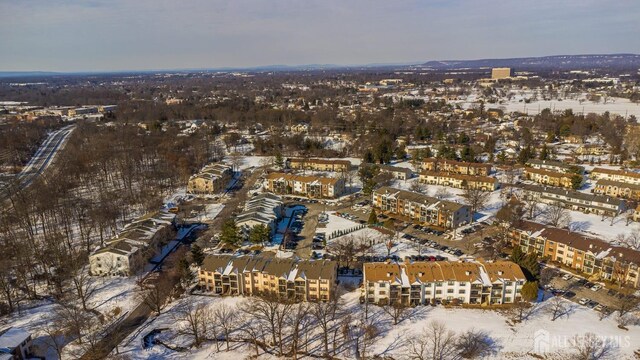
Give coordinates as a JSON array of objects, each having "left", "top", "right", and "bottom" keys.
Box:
[{"left": 112, "top": 288, "right": 640, "bottom": 359}]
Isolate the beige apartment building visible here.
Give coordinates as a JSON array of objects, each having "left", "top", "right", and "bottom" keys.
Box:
[
  {"left": 265, "top": 172, "right": 346, "bottom": 198},
  {"left": 591, "top": 168, "right": 640, "bottom": 186},
  {"left": 511, "top": 221, "right": 640, "bottom": 289},
  {"left": 593, "top": 180, "right": 640, "bottom": 200},
  {"left": 363, "top": 260, "right": 526, "bottom": 306},
  {"left": 420, "top": 158, "right": 492, "bottom": 176},
  {"left": 419, "top": 171, "right": 498, "bottom": 191},
  {"left": 491, "top": 67, "right": 512, "bottom": 79},
  {"left": 198, "top": 254, "right": 338, "bottom": 301},
  {"left": 524, "top": 168, "right": 577, "bottom": 189},
  {"left": 187, "top": 163, "right": 233, "bottom": 194},
  {"left": 372, "top": 187, "right": 471, "bottom": 229},
  {"left": 287, "top": 158, "right": 351, "bottom": 172}
]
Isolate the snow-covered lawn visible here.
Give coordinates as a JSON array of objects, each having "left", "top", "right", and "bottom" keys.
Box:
[{"left": 113, "top": 288, "right": 640, "bottom": 359}]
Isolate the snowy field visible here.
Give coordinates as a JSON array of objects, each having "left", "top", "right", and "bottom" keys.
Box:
[{"left": 113, "top": 288, "right": 640, "bottom": 359}]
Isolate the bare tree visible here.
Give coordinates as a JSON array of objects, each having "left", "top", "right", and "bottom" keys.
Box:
[
  {"left": 41, "top": 321, "right": 67, "bottom": 359},
  {"left": 505, "top": 299, "right": 538, "bottom": 323},
  {"left": 311, "top": 300, "right": 340, "bottom": 357},
  {"left": 570, "top": 333, "right": 618, "bottom": 360},
  {"left": 139, "top": 276, "right": 173, "bottom": 316},
  {"left": 383, "top": 301, "right": 409, "bottom": 325},
  {"left": 241, "top": 317, "right": 265, "bottom": 357},
  {"left": 435, "top": 187, "right": 451, "bottom": 200},
  {"left": 404, "top": 320, "right": 458, "bottom": 360},
  {"left": 174, "top": 301, "right": 212, "bottom": 348},
  {"left": 213, "top": 302, "right": 240, "bottom": 351},
  {"left": 70, "top": 267, "right": 98, "bottom": 312},
  {"left": 456, "top": 329, "right": 498, "bottom": 358},
  {"left": 547, "top": 296, "right": 571, "bottom": 321},
  {"left": 410, "top": 180, "right": 427, "bottom": 193},
  {"left": 462, "top": 187, "right": 491, "bottom": 223},
  {"left": 287, "top": 302, "right": 311, "bottom": 359},
  {"left": 545, "top": 201, "right": 571, "bottom": 228},
  {"left": 351, "top": 316, "right": 381, "bottom": 359}
]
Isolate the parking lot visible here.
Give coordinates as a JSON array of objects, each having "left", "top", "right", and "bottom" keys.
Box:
[{"left": 543, "top": 267, "right": 638, "bottom": 315}]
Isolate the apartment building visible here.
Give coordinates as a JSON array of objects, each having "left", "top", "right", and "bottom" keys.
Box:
[
  {"left": 526, "top": 159, "right": 585, "bottom": 174},
  {"left": 491, "top": 67, "right": 512, "bottom": 80},
  {"left": 524, "top": 168, "right": 578, "bottom": 189},
  {"left": 0, "top": 327, "right": 32, "bottom": 360},
  {"left": 517, "top": 184, "right": 626, "bottom": 217},
  {"left": 420, "top": 158, "right": 492, "bottom": 176},
  {"left": 266, "top": 172, "right": 346, "bottom": 198},
  {"left": 510, "top": 221, "right": 640, "bottom": 289},
  {"left": 363, "top": 260, "right": 525, "bottom": 306},
  {"left": 236, "top": 193, "right": 284, "bottom": 236},
  {"left": 372, "top": 187, "right": 471, "bottom": 229},
  {"left": 593, "top": 180, "right": 640, "bottom": 201},
  {"left": 590, "top": 168, "right": 640, "bottom": 185},
  {"left": 378, "top": 164, "right": 412, "bottom": 180},
  {"left": 419, "top": 171, "right": 498, "bottom": 191},
  {"left": 198, "top": 254, "right": 338, "bottom": 301},
  {"left": 187, "top": 163, "right": 233, "bottom": 194},
  {"left": 89, "top": 212, "right": 176, "bottom": 276},
  {"left": 287, "top": 158, "right": 351, "bottom": 172}
]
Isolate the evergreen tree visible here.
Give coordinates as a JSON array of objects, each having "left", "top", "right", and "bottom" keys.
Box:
[
  {"left": 220, "top": 219, "right": 241, "bottom": 246},
  {"left": 510, "top": 245, "right": 526, "bottom": 264},
  {"left": 274, "top": 152, "right": 284, "bottom": 169},
  {"left": 368, "top": 209, "right": 378, "bottom": 225},
  {"left": 249, "top": 224, "right": 271, "bottom": 244},
  {"left": 521, "top": 281, "right": 539, "bottom": 302},
  {"left": 190, "top": 244, "right": 205, "bottom": 266},
  {"left": 539, "top": 144, "right": 549, "bottom": 160}
]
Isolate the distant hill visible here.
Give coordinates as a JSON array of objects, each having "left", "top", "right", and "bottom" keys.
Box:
[
  {"left": 419, "top": 54, "right": 640, "bottom": 71},
  {"left": 0, "top": 71, "right": 60, "bottom": 78}
]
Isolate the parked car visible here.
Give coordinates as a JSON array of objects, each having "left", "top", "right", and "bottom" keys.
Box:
[
  {"left": 590, "top": 284, "right": 603, "bottom": 292},
  {"left": 578, "top": 298, "right": 589, "bottom": 305},
  {"left": 561, "top": 273, "right": 573, "bottom": 281}
]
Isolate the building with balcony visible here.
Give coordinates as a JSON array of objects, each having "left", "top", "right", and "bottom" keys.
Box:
[
  {"left": 198, "top": 254, "right": 338, "bottom": 302},
  {"left": 372, "top": 187, "right": 471, "bottom": 229},
  {"left": 362, "top": 260, "right": 525, "bottom": 306},
  {"left": 265, "top": 172, "right": 346, "bottom": 198},
  {"left": 187, "top": 163, "right": 233, "bottom": 194},
  {"left": 419, "top": 171, "right": 498, "bottom": 191}
]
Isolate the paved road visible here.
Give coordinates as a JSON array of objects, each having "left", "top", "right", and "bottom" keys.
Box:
[
  {"left": 16, "top": 124, "right": 75, "bottom": 187},
  {"left": 0, "top": 124, "right": 75, "bottom": 200}
]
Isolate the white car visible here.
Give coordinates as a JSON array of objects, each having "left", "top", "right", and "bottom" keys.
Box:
[
  {"left": 591, "top": 284, "right": 603, "bottom": 292},
  {"left": 561, "top": 274, "right": 573, "bottom": 281},
  {"left": 578, "top": 298, "right": 589, "bottom": 305}
]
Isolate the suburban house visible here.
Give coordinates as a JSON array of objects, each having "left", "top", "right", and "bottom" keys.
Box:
[
  {"left": 510, "top": 221, "right": 640, "bottom": 289},
  {"left": 236, "top": 193, "right": 284, "bottom": 236},
  {"left": 362, "top": 260, "right": 525, "bottom": 306},
  {"left": 517, "top": 184, "right": 626, "bottom": 217},
  {"left": 526, "top": 159, "right": 585, "bottom": 174},
  {"left": 377, "top": 164, "right": 413, "bottom": 180},
  {"left": 265, "top": 172, "right": 346, "bottom": 198},
  {"left": 198, "top": 254, "right": 338, "bottom": 301},
  {"left": 523, "top": 168, "right": 578, "bottom": 189},
  {"left": 372, "top": 187, "right": 471, "bottom": 229},
  {"left": 286, "top": 158, "right": 351, "bottom": 172},
  {"left": 419, "top": 171, "right": 498, "bottom": 191},
  {"left": 187, "top": 163, "right": 233, "bottom": 194},
  {"left": 89, "top": 211, "right": 176, "bottom": 276},
  {"left": 420, "top": 158, "right": 492, "bottom": 176},
  {"left": 590, "top": 168, "right": 640, "bottom": 186},
  {"left": 0, "top": 327, "right": 32, "bottom": 360},
  {"left": 593, "top": 179, "right": 640, "bottom": 200}
]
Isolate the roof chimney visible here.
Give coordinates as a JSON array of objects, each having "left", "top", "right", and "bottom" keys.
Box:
[
  {"left": 465, "top": 271, "right": 471, "bottom": 275},
  {"left": 498, "top": 271, "right": 504, "bottom": 276}
]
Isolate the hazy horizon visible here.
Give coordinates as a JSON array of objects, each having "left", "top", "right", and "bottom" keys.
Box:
[{"left": 1, "top": 0, "right": 639, "bottom": 72}]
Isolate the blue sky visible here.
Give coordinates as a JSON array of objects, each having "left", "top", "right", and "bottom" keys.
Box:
[{"left": 0, "top": 0, "right": 638, "bottom": 72}]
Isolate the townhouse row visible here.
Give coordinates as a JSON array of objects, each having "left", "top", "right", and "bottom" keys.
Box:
[
  {"left": 419, "top": 171, "right": 498, "bottom": 191},
  {"left": 89, "top": 212, "right": 176, "bottom": 276},
  {"left": 372, "top": 187, "right": 471, "bottom": 229},
  {"left": 593, "top": 179, "right": 640, "bottom": 201},
  {"left": 421, "top": 158, "right": 492, "bottom": 176},
  {"left": 265, "top": 172, "right": 346, "bottom": 199},
  {"left": 517, "top": 184, "right": 626, "bottom": 217},
  {"left": 286, "top": 157, "right": 352, "bottom": 172},
  {"left": 187, "top": 163, "right": 233, "bottom": 195},
  {"left": 236, "top": 193, "right": 284, "bottom": 236},
  {"left": 363, "top": 260, "right": 526, "bottom": 306},
  {"left": 523, "top": 168, "right": 581, "bottom": 189},
  {"left": 510, "top": 221, "right": 640, "bottom": 289},
  {"left": 198, "top": 254, "right": 338, "bottom": 301},
  {"left": 526, "top": 159, "right": 585, "bottom": 174},
  {"left": 590, "top": 167, "right": 640, "bottom": 186}
]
